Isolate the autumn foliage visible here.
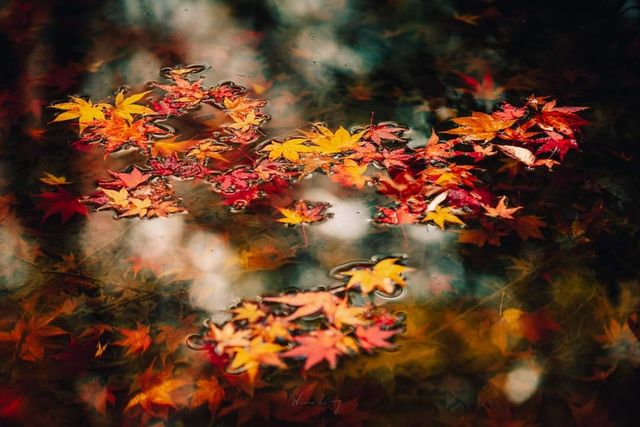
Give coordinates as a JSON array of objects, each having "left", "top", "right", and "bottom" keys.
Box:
[{"left": 45, "top": 65, "right": 588, "bottom": 249}]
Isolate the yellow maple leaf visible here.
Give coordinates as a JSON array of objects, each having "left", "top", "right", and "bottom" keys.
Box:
[
  {"left": 207, "top": 323, "right": 252, "bottom": 354},
  {"left": 186, "top": 141, "right": 229, "bottom": 162},
  {"left": 113, "top": 90, "right": 155, "bottom": 122},
  {"left": 125, "top": 378, "right": 189, "bottom": 412},
  {"left": 50, "top": 96, "right": 111, "bottom": 133},
  {"left": 228, "top": 337, "right": 285, "bottom": 372},
  {"left": 308, "top": 125, "right": 366, "bottom": 154},
  {"left": 100, "top": 187, "right": 130, "bottom": 208},
  {"left": 422, "top": 206, "right": 465, "bottom": 229},
  {"left": 232, "top": 302, "right": 266, "bottom": 323},
  {"left": 343, "top": 258, "right": 413, "bottom": 295},
  {"left": 120, "top": 198, "right": 151, "bottom": 218},
  {"left": 227, "top": 111, "right": 263, "bottom": 132},
  {"left": 261, "top": 138, "right": 313, "bottom": 163},
  {"left": 40, "top": 172, "right": 72, "bottom": 186}
]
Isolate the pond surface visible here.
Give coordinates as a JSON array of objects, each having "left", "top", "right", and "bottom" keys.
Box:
[{"left": 1, "top": 0, "right": 640, "bottom": 426}]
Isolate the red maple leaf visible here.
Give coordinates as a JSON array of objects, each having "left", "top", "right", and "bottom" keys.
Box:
[
  {"left": 365, "top": 123, "right": 406, "bottom": 144},
  {"left": 355, "top": 325, "right": 399, "bottom": 352},
  {"left": 493, "top": 103, "right": 526, "bottom": 120},
  {"left": 532, "top": 131, "right": 579, "bottom": 160},
  {"left": 282, "top": 329, "right": 354, "bottom": 370},
  {"left": 212, "top": 167, "right": 259, "bottom": 194},
  {"left": 110, "top": 167, "right": 152, "bottom": 188},
  {"left": 113, "top": 322, "right": 152, "bottom": 357},
  {"left": 377, "top": 148, "right": 414, "bottom": 170},
  {"left": 148, "top": 156, "right": 211, "bottom": 179},
  {"left": 373, "top": 204, "right": 421, "bottom": 225},
  {"left": 35, "top": 189, "right": 88, "bottom": 223},
  {"left": 530, "top": 100, "right": 589, "bottom": 137}
]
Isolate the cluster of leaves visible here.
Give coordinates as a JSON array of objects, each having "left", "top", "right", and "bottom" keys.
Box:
[
  {"left": 191, "top": 257, "right": 410, "bottom": 382},
  {"left": 0, "top": 253, "right": 413, "bottom": 425},
  {"left": 47, "top": 66, "right": 587, "bottom": 247}
]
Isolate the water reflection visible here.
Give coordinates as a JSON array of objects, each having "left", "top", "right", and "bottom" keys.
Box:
[{"left": 1, "top": 0, "right": 639, "bottom": 425}]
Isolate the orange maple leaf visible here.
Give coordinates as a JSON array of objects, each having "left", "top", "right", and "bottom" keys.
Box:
[
  {"left": 444, "top": 112, "right": 515, "bottom": 142},
  {"left": 113, "top": 322, "right": 152, "bottom": 357},
  {"left": 483, "top": 196, "right": 523, "bottom": 219}
]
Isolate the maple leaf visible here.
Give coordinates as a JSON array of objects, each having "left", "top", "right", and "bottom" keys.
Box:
[
  {"left": 113, "top": 322, "right": 152, "bottom": 357},
  {"left": 333, "top": 299, "right": 369, "bottom": 328},
  {"left": 422, "top": 206, "right": 465, "bottom": 229},
  {"left": 342, "top": 258, "right": 413, "bottom": 295},
  {"left": 125, "top": 368, "right": 189, "bottom": 416},
  {"left": 50, "top": 96, "right": 111, "bottom": 133},
  {"left": 260, "top": 316, "right": 296, "bottom": 342},
  {"left": 458, "top": 222, "right": 507, "bottom": 246},
  {"left": 232, "top": 302, "right": 266, "bottom": 323},
  {"left": 100, "top": 187, "right": 130, "bottom": 208},
  {"left": 148, "top": 200, "right": 186, "bottom": 218},
  {"left": 39, "top": 172, "right": 72, "bottom": 186},
  {"left": 455, "top": 71, "right": 504, "bottom": 102},
  {"left": 207, "top": 323, "right": 252, "bottom": 354},
  {"left": 212, "top": 167, "right": 259, "bottom": 194},
  {"left": 152, "top": 76, "right": 207, "bottom": 110},
  {"left": 483, "top": 196, "right": 523, "bottom": 219},
  {"left": 531, "top": 100, "right": 589, "bottom": 137},
  {"left": 355, "top": 325, "right": 399, "bottom": 352},
  {"left": 262, "top": 138, "right": 313, "bottom": 163},
  {"left": 493, "top": 103, "right": 527, "bottom": 120},
  {"left": 444, "top": 112, "right": 515, "bottom": 142},
  {"left": 365, "top": 123, "right": 406, "bottom": 144},
  {"left": 119, "top": 197, "right": 152, "bottom": 218},
  {"left": 0, "top": 299, "right": 75, "bottom": 361},
  {"left": 111, "top": 167, "right": 151, "bottom": 188},
  {"left": 82, "top": 116, "right": 168, "bottom": 157},
  {"left": 378, "top": 148, "right": 413, "bottom": 169},
  {"left": 112, "top": 90, "right": 155, "bottom": 122},
  {"left": 330, "top": 159, "right": 369, "bottom": 189},
  {"left": 150, "top": 156, "right": 210, "bottom": 179},
  {"left": 35, "top": 189, "right": 88, "bottom": 224},
  {"left": 276, "top": 200, "right": 332, "bottom": 225},
  {"left": 228, "top": 337, "right": 286, "bottom": 381},
  {"left": 512, "top": 215, "right": 546, "bottom": 240},
  {"left": 190, "top": 377, "right": 225, "bottom": 413},
  {"left": 308, "top": 125, "right": 366, "bottom": 154},
  {"left": 532, "top": 131, "right": 579, "bottom": 160},
  {"left": 150, "top": 136, "right": 201, "bottom": 157},
  {"left": 420, "top": 129, "right": 456, "bottom": 162},
  {"left": 264, "top": 291, "right": 342, "bottom": 323},
  {"left": 227, "top": 111, "right": 264, "bottom": 132},
  {"left": 349, "top": 142, "right": 379, "bottom": 163},
  {"left": 223, "top": 95, "right": 266, "bottom": 115},
  {"left": 186, "top": 141, "right": 230, "bottom": 163},
  {"left": 282, "top": 328, "right": 358, "bottom": 370}
]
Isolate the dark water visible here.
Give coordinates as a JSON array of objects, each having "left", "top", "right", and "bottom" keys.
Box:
[{"left": 1, "top": 0, "right": 640, "bottom": 426}]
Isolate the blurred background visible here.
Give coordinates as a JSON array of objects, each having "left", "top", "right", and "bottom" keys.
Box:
[{"left": 1, "top": 0, "right": 640, "bottom": 425}]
